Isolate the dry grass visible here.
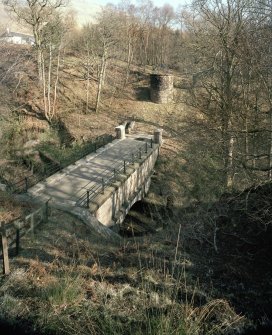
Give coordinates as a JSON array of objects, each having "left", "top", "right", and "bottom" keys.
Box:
[
  {"left": 0, "top": 191, "right": 26, "bottom": 223},
  {"left": 0, "top": 53, "right": 260, "bottom": 334},
  {"left": 0, "top": 206, "right": 248, "bottom": 335}
]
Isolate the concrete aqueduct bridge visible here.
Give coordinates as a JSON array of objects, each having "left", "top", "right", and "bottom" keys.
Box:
[{"left": 27, "top": 126, "right": 162, "bottom": 235}]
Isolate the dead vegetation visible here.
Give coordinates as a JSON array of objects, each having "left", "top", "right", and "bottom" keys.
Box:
[
  {"left": 0, "top": 45, "right": 271, "bottom": 334},
  {"left": 0, "top": 208, "right": 247, "bottom": 335},
  {"left": 0, "top": 191, "right": 32, "bottom": 224}
]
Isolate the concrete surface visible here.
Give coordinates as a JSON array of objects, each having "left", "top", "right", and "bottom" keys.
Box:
[{"left": 28, "top": 136, "right": 154, "bottom": 206}]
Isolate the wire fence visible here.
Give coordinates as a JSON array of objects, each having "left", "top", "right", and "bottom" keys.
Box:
[
  {"left": 7, "top": 134, "right": 114, "bottom": 194},
  {"left": 76, "top": 138, "right": 154, "bottom": 208},
  {"left": 0, "top": 201, "right": 49, "bottom": 275}
]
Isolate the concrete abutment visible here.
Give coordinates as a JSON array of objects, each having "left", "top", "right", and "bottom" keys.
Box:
[{"left": 91, "top": 144, "right": 159, "bottom": 226}]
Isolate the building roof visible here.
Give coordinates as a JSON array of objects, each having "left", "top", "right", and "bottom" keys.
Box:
[{"left": 0, "top": 30, "right": 34, "bottom": 40}]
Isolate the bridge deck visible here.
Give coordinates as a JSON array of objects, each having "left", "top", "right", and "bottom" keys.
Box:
[{"left": 28, "top": 136, "right": 151, "bottom": 205}]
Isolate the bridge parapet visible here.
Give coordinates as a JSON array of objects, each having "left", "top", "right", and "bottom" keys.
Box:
[
  {"left": 76, "top": 138, "right": 154, "bottom": 208},
  {"left": 26, "top": 127, "right": 162, "bottom": 230},
  {"left": 96, "top": 144, "right": 159, "bottom": 226}
]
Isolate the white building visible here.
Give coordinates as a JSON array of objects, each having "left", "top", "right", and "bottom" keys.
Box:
[{"left": 0, "top": 28, "right": 34, "bottom": 45}]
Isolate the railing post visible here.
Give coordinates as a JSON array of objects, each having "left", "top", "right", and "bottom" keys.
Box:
[
  {"left": 94, "top": 142, "right": 97, "bottom": 153},
  {"left": 44, "top": 200, "right": 49, "bottom": 223},
  {"left": 16, "top": 229, "right": 20, "bottom": 256},
  {"left": 25, "top": 177, "right": 28, "bottom": 192},
  {"left": 30, "top": 214, "right": 34, "bottom": 237},
  {"left": 139, "top": 148, "right": 142, "bottom": 159},
  {"left": 150, "top": 138, "right": 153, "bottom": 148},
  {"left": 102, "top": 178, "right": 105, "bottom": 194},
  {"left": 145, "top": 142, "right": 148, "bottom": 153},
  {"left": 86, "top": 190, "right": 90, "bottom": 208},
  {"left": 1, "top": 224, "right": 10, "bottom": 275},
  {"left": 124, "top": 160, "right": 126, "bottom": 174}
]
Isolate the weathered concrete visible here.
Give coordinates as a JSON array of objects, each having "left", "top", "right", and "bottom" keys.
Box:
[
  {"left": 27, "top": 137, "right": 150, "bottom": 204},
  {"left": 27, "top": 132, "right": 161, "bottom": 231},
  {"left": 115, "top": 125, "right": 126, "bottom": 139},
  {"left": 154, "top": 129, "right": 163, "bottom": 145},
  {"left": 91, "top": 145, "right": 159, "bottom": 226},
  {"left": 15, "top": 194, "right": 121, "bottom": 242}
]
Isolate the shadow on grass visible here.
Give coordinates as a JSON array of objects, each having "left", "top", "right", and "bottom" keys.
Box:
[{"left": 0, "top": 318, "right": 45, "bottom": 335}]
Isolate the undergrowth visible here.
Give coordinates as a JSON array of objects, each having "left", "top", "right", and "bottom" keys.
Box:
[{"left": 0, "top": 212, "right": 246, "bottom": 335}]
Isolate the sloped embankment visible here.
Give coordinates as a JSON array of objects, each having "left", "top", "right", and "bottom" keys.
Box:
[
  {"left": 0, "top": 204, "right": 246, "bottom": 335},
  {"left": 183, "top": 182, "right": 272, "bottom": 323}
]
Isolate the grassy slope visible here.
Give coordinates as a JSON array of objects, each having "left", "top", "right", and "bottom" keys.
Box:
[
  {"left": 0, "top": 48, "right": 271, "bottom": 334},
  {"left": 0, "top": 207, "right": 246, "bottom": 335}
]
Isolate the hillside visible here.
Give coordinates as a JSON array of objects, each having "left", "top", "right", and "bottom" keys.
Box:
[{"left": 0, "top": 44, "right": 272, "bottom": 335}]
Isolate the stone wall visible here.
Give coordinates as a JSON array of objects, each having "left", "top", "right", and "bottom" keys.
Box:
[{"left": 150, "top": 74, "right": 173, "bottom": 103}]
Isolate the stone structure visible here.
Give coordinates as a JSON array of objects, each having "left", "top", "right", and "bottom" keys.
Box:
[
  {"left": 91, "top": 143, "right": 159, "bottom": 226},
  {"left": 125, "top": 121, "right": 135, "bottom": 134},
  {"left": 150, "top": 74, "right": 173, "bottom": 103},
  {"left": 26, "top": 128, "right": 162, "bottom": 234},
  {"left": 115, "top": 125, "right": 126, "bottom": 139},
  {"left": 154, "top": 129, "right": 163, "bottom": 145}
]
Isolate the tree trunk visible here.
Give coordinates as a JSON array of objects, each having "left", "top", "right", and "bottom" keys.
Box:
[
  {"left": 124, "top": 39, "right": 133, "bottom": 87},
  {"left": 268, "top": 109, "right": 272, "bottom": 180},
  {"left": 42, "top": 52, "right": 48, "bottom": 120},
  {"left": 37, "top": 48, "right": 43, "bottom": 82},
  {"left": 52, "top": 46, "right": 61, "bottom": 118},
  {"left": 226, "top": 135, "right": 235, "bottom": 188},
  {"left": 33, "top": 27, "right": 43, "bottom": 82},
  {"left": 86, "top": 48, "right": 90, "bottom": 114},
  {"left": 95, "top": 51, "right": 107, "bottom": 113},
  {"left": 47, "top": 43, "right": 52, "bottom": 120}
]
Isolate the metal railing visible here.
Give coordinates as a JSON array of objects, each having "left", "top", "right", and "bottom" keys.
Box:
[
  {"left": 0, "top": 201, "right": 49, "bottom": 275},
  {"left": 7, "top": 134, "right": 114, "bottom": 194},
  {"left": 77, "top": 138, "right": 154, "bottom": 208}
]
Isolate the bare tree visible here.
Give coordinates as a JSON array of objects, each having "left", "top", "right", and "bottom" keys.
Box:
[
  {"left": 184, "top": 0, "right": 253, "bottom": 188},
  {"left": 40, "top": 12, "right": 69, "bottom": 122},
  {"left": 178, "top": 0, "right": 272, "bottom": 197},
  {"left": 2, "top": 0, "right": 69, "bottom": 82},
  {"left": 90, "top": 7, "right": 119, "bottom": 113},
  {"left": 76, "top": 25, "right": 96, "bottom": 114},
  {"left": 155, "top": 4, "right": 175, "bottom": 66}
]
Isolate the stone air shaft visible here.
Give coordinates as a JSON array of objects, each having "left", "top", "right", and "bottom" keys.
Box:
[{"left": 150, "top": 74, "right": 173, "bottom": 104}]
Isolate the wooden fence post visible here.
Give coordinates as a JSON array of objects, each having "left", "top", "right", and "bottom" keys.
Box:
[{"left": 0, "top": 224, "right": 10, "bottom": 275}]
